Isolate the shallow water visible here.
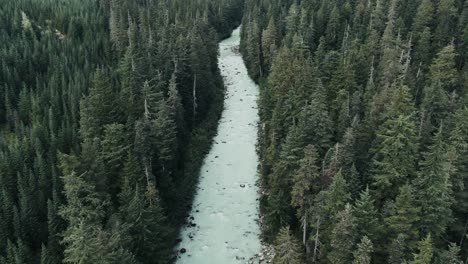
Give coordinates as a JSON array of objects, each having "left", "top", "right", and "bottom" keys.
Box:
[{"left": 176, "top": 27, "right": 261, "bottom": 263}]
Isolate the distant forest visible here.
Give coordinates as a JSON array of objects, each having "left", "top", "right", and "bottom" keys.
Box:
[
  {"left": 0, "top": 0, "right": 242, "bottom": 263},
  {"left": 241, "top": 0, "right": 468, "bottom": 263}
]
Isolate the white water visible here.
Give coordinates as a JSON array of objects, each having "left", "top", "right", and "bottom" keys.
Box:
[{"left": 176, "top": 27, "right": 262, "bottom": 263}]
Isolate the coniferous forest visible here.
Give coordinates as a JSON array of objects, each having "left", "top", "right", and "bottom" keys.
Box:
[
  {"left": 0, "top": 0, "right": 242, "bottom": 262},
  {"left": 1, "top": 0, "right": 468, "bottom": 263},
  {"left": 241, "top": 0, "right": 468, "bottom": 263}
]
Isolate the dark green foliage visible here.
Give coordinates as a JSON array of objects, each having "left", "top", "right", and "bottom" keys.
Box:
[
  {"left": 273, "top": 226, "right": 305, "bottom": 264},
  {"left": 353, "top": 187, "right": 380, "bottom": 245},
  {"left": 352, "top": 236, "right": 373, "bottom": 264},
  {"left": 408, "top": 234, "right": 433, "bottom": 264},
  {"left": 0, "top": 0, "right": 243, "bottom": 262},
  {"left": 414, "top": 128, "right": 453, "bottom": 239},
  {"left": 385, "top": 184, "right": 421, "bottom": 255},
  {"left": 328, "top": 204, "right": 356, "bottom": 264},
  {"left": 241, "top": 0, "right": 468, "bottom": 261}
]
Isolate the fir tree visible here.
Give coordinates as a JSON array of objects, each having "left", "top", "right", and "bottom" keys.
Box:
[
  {"left": 408, "top": 234, "right": 433, "bottom": 264},
  {"left": 385, "top": 184, "right": 421, "bottom": 251},
  {"left": 352, "top": 236, "right": 373, "bottom": 264},
  {"left": 353, "top": 187, "right": 380, "bottom": 243},
  {"left": 291, "top": 145, "right": 320, "bottom": 246},
  {"left": 273, "top": 226, "right": 305, "bottom": 264},
  {"left": 328, "top": 204, "right": 356, "bottom": 264},
  {"left": 414, "top": 128, "right": 453, "bottom": 239}
]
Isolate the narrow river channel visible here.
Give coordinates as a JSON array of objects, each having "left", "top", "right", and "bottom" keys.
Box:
[{"left": 176, "top": 27, "right": 262, "bottom": 263}]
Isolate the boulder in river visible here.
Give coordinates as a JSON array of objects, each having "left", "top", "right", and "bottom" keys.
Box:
[
  {"left": 180, "top": 248, "right": 186, "bottom": 254},
  {"left": 240, "top": 184, "right": 246, "bottom": 188}
]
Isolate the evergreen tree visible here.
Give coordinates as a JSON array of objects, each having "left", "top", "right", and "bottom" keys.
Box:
[
  {"left": 79, "top": 69, "right": 121, "bottom": 141},
  {"left": 328, "top": 204, "right": 356, "bottom": 264},
  {"left": 291, "top": 145, "right": 320, "bottom": 246},
  {"left": 437, "top": 243, "right": 463, "bottom": 264},
  {"left": 388, "top": 234, "right": 408, "bottom": 264},
  {"left": 352, "top": 236, "right": 373, "bottom": 264},
  {"left": 297, "top": 80, "right": 333, "bottom": 156},
  {"left": 408, "top": 234, "right": 433, "bottom": 264},
  {"left": 121, "top": 185, "right": 173, "bottom": 263},
  {"left": 448, "top": 106, "right": 468, "bottom": 243},
  {"left": 325, "top": 170, "right": 351, "bottom": 218},
  {"left": 414, "top": 128, "right": 453, "bottom": 238},
  {"left": 273, "top": 226, "right": 305, "bottom": 264},
  {"left": 429, "top": 44, "right": 458, "bottom": 93},
  {"left": 385, "top": 184, "right": 421, "bottom": 251},
  {"left": 434, "top": 0, "right": 458, "bottom": 48},
  {"left": 353, "top": 187, "right": 380, "bottom": 243},
  {"left": 370, "top": 84, "right": 417, "bottom": 203}
]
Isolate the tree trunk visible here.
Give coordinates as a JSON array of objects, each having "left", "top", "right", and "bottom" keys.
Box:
[
  {"left": 303, "top": 213, "right": 307, "bottom": 246},
  {"left": 313, "top": 217, "right": 321, "bottom": 263}
]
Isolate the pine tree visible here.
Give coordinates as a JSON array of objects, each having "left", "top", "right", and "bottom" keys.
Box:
[
  {"left": 414, "top": 128, "right": 453, "bottom": 239},
  {"left": 353, "top": 187, "right": 380, "bottom": 243},
  {"left": 154, "top": 98, "right": 178, "bottom": 174},
  {"left": 437, "top": 243, "right": 463, "bottom": 264},
  {"left": 434, "top": 0, "right": 457, "bottom": 48},
  {"left": 298, "top": 79, "right": 333, "bottom": 156},
  {"left": 420, "top": 80, "right": 450, "bottom": 140},
  {"left": 325, "top": 169, "right": 351, "bottom": 217},
  {"left": 328, "top": 204, "right": 356, "bottom": 264},
  {"left": 273, "top": 226, "right": 305, "bottom": 264},
  {"left": 352, "top": 236, "right": 373, "bottom": 264},
  {"left": 265, "top": 126, "right": 304, "bottom": 240},
  {"left": 388, "top": 234, "right": 408, "bottom": 264},
  {"left": 291, "top": 145, "right": 320, "bottom": 246},
  {"left": 385, "top": 184, "right": 420, "bottom": 251},
  {"left": 262, "top": 17, "right": 278, "bottom": 72},
  {"left": 408, "top": 234, "right": 433, "bottom": 264},
  {"left": 46, "top": 198, "right": 64, "bottom": 264},
  {"left": 429, "top": 44, "right": 458, "bottom": 93},
  {"left": 167, "top": 72, "right": 185, "bottom": 141},
  {"left": 412, "top": 0, "right": 434, "bottom": 43},
  {"left": 79, "top": 69, "right": 121, "bottom": 141},
  {"left": 371, "top": 113, "right": 418, "bottom": 202},
  {"left": 101, "top": 123, "right": 129, "bottom": 198},
  {"left": 448, "top": 106, "right": 468, "bottom": 241},
  {"left": 337, "top": 126, "right": 358, "bottom": 192},
  {"left": 121, "top": 184, "right": 173, "bottom": 263}
]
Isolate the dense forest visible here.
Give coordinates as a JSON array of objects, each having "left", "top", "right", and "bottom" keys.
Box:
[
  {"left": 0, "top": 0, "right": 242, "bottom": 263},
  {"left": 2, "top": 0, "right": 468, "bottom": 263},
  {"left": 241, "top": 0, "right": 468, "bottom": 263}
]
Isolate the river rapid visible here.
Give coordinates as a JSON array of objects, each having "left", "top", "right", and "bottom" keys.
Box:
[{"left": 176, "top": 27, "right": 262, "bottom": 263}]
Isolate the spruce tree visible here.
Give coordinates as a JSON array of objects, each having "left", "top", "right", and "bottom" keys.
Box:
[
  {"left": 325, "top": 169, "right": 351, "bottom": 218},
  {"left": 352, "top": 236, "right": 373, "bottom": 264},
  {"left": 371, "top": 84, "right": 417, "bottom": 202},
  {"left": 353, "top": 187, "right": 380, "bottom": 243},
  {"left": 408, "top": 234, "right": 433, "bottom": 264},
  {"left": 291, "top": 145, "right": 320, "bottom": 246},
  {"left": 385, "top": 184, "right": 421, "bottom": 251},
  {"left": 273, "top": 226, "right": 305, "bottom": 264},
  {"left": 437, "top": 243, "right": 463, "bottom": 264},
  {"left": 328, "top": 204, "right": 356, "bottom": 264},
  {"left": 414, "top": 128, "right": 453, "bottom": 239}
]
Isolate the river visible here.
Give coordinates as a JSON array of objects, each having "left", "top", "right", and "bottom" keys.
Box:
[{"left": 176, "top": 27, "right": 262, "bottom": 263}]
